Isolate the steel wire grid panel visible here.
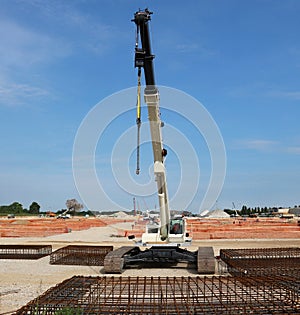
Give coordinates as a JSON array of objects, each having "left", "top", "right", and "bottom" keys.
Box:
[
  {"left": 220, "top": 247, "right": 300, "bottom": 277},
  {"left": 15, "top": 275, "right": 300, "bottom": 314},
  {"left": 49, "top": 245, "right": 113, "bottom": 266},
  {"left": 0, "top": 245, "right": 52, "bottom": 259},
  {"left": 220, "top": 248, "right": 300, "bottom": 260}
]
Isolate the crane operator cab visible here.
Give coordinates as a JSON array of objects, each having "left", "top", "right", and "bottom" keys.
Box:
[
  {"left": 170, "top": 219, "right": 183, "bottom": 234},
  {"left": 168, "top": 216, "right": 192, "bottom": 244},
  {"left": 140, "top": 215, "right": 192, "bottom": 245}
]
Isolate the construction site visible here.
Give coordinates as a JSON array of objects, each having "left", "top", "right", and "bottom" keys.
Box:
[
  {"left": 1, "top": 5, "right": 300, "bottom": 315},
  {"left": 1, "top": 215, "right": 300, "bottom": 239},
  {"left": 0, "top": 215, "right": 300, "bottom": 314}
]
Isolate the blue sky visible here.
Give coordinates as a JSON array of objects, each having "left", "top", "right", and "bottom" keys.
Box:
[{"left": 0, "top": 0, "right": 299, "bottom": 213}]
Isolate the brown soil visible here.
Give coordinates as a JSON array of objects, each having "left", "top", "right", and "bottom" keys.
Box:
[
  {"left": 1, "top": 216, "right": 299, "bottom": 239},
  {"left": 0, "top": 217, "right": 299, "bottom": 314}
]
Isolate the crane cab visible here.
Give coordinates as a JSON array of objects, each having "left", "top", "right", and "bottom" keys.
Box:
[
  {"left": 168, "top": 216, "right": 192, "bottom": 244},
  {"left": 141, "top": 216, "right": 192, "bottom": 245}
]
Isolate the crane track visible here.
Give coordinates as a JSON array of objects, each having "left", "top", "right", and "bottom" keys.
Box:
[
  {"left": 103, "top": 246, "right": 136, "bottom": 273},
  {"left": 197, "top": 246, "right": 215, "bottom": 274}
]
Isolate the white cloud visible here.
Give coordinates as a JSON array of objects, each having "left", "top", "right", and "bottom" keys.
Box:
[
  {"left": 287, "top": 146, "right": 300, "bottom": 155},
  {"left": 16, "top": 0, "right": 121, "bottom": 56},
  {"left": 0, "top": 19, "right": 71, "bottom": 70},
  {"left": 234, "top": 139, "right": 300, "bottom": 156},
  {"left": 175, "top": 43, "right": 199, "bottom": 53},
  {"left": 0, "top": 78, "right": 49, "bottom": 107},
  {"left": 175, "top": 43, "right": 217, "bottom": 58},
  {"left": 278, "top": 91, "right": 300, "bottom": 100},
  {"left": 266, "top": 90, "right": 300, "bottom": 100},
  {"left": 235, "top": 139, "right": 279, "bottom": 151},
  {"left": 227, "top": 82, "right": 300, "bottom": 101}
]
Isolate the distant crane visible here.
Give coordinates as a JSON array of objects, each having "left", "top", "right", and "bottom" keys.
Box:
[
  {"left": 232, "top": 202, "right": 239, "bottom": 217},
  {"left": 142, "top": 198, "right": 149, "bottom": 213},
  {"left": 133, "top": 197, "right": 136, "bottom": 216}
]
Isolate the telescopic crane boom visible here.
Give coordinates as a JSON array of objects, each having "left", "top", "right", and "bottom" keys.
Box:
[{"left": 133, "top": 9, "right": 170, "bottom": 241}]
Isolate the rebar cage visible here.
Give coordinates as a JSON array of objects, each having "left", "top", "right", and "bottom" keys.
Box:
[
  {"left": 15, "top": 275, "right": 300, "bottom": 314},
  {"left": 220, "top": 247, "right": 300, "bottom": 277},
  {"left": 0, "top": 245, "right": 52, "bottom": 259},
  {"left": 49, "top": 245, "right": 113, "bottom": 266}
]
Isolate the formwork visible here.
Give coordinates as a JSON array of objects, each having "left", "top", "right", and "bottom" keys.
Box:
[
  {"left": 220, "top": 247, "right": 300, "bottom": 277},
  {"left": 50, "top": 245, "right": 113, "bottom": 266},
  {"left": 0, "top": 245, "right": 52, "bottom": 259},
  {"left": 15, "top": 275, "right": 300, "bottom": 314}
]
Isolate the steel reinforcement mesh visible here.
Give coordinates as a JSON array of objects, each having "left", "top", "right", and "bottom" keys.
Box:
[
  {"left": 220, "top": 247, "right": 300, "bottom": 277},
  {"left": 0, "top": 245, "right": 52, "bottom": 259},
  {"left": 220, "top": 247, "right": 300, "bottom": 260},
  {"left": 49, "top": 245, "right": 113, "bottom": 266},
  {"left": 15, "top": 275, "right": 300, "bottom": 314}
]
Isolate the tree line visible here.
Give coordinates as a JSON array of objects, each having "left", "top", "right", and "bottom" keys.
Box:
[
  {"left": 0, "top": 201, "right": 40, "bottom": 215},
  {"left": 224, "top": 205, "right": 282, "bottom": 217},
  {"left": 0, "top": 199, "right": 86, "bottom": 216}
]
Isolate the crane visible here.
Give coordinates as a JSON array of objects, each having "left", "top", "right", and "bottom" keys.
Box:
[
  {"left": 134, "top": 9, "right": 191, "bottom": 245},
  {"left": 103, "top": 9, "right": 215, "bottom": 274}
]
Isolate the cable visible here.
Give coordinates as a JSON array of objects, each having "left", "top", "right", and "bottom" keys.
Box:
[{"left": 136, "top": 68, "right": 142, "bottom": 175}]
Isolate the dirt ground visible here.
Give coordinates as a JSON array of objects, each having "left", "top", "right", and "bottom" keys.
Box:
[{"left": 0, "top": 222, "right": 300, "bottom": 314}]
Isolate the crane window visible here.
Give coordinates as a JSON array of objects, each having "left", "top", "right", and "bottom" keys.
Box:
[{"left": 170, "top": 219, "right": 183, "bottom": 234}]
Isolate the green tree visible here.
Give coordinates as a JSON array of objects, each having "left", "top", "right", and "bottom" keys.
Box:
[
  {"left": 241, "top": 205, "right": 247, "bottom": 215},
  {"left": 263, "top": 207, "right": 268, "bottom": 213},
  {"left": 9, "top": 202, "right": 23, "bottom": 214},
  {"left": 0, "top": 205, "right": 9, "bottom": 214},
  {"left": 29, "top": 201, "right": 40, "bottom": 214}
]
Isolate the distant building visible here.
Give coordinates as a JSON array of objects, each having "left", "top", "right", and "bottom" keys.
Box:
[
  {"left": 289, "top": 207, "right": 300, "bottom": 216},
  {"left": 276, "top": 208, "right": 290, "bottom": 214}
]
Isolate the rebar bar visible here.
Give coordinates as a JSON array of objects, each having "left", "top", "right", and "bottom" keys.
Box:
[
  {"left": 50, "top": 245, "right": 113, "bottom": 266},
  {"left": 0, "top": 245, "right": 52, "bottom": 259},
  {"left": 15, "top": 275, "right": 300, "bottom": 314}
]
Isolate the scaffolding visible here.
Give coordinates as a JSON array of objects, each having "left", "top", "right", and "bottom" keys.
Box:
[
  {"left": 220, "top": 247, "right": 300, "bottom": 277},
  {"left": 0, "top": 245, "right": 52, "bottom": 259},
  {"left": 15, "top": 275, "right": 300, "bottom": 314},
  {"left": 50, "top": 245, "right": 113, "bottom": 266}
]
